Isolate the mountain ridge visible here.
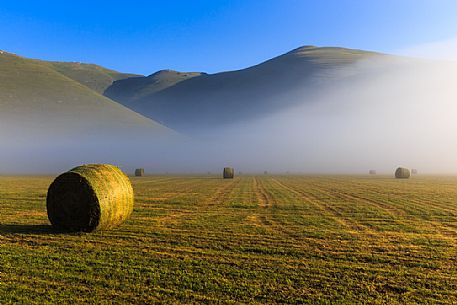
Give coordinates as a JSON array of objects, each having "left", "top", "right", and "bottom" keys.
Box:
[
  {"left": 44, "top": 60, "right": 141, "bottom": 93},
  {"left": 105, "top": 69, "right": 204, "bottom": 106}
]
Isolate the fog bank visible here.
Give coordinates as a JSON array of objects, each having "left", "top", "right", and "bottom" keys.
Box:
[{"left": 2, "top": 51, "right": 457, "bottom": 175}]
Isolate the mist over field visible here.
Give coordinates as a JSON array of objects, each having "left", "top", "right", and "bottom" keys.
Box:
[
  {"left": 197, "top": 57, "right": 457, "bottom": 175},
  {"left": 1, "top": 46, "right": 457, "bottom": 175}
]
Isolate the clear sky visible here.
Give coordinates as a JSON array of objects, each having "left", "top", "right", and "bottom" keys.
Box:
[{"left": 1, "top": 0, "right": 456, "bottom": 75}]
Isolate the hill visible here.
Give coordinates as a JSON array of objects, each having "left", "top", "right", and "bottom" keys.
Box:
[
  {"left": 43, "top": 61, "right": 140, "bottom": 94},
  {"left": 0, "top": 50, "right": 173, "bottom": 141},
  {"left": 104, "top": 46, "right": 385, "bottom": 132},
  {"left": 105, "top": 69, "right": 203, "bottom": 106}
]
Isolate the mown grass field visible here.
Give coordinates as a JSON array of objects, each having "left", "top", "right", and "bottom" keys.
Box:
[{"left": 1, "top": 175, "right": 457, "bottom": 304}]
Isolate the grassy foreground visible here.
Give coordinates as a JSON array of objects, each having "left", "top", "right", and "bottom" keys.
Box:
[{"left": 0, "top": 175, "right": 457, "bottom": 304}]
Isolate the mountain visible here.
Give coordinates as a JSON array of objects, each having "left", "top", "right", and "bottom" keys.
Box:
[
  {"left": 0, "top": 50, "right": 172, "bottom": 139},
  {"left": 104, "top": 46, "right": 385, "bottom": 132}
]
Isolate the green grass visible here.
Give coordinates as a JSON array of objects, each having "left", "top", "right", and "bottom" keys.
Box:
[
  {"left": 1, "top": 175, "right": 457, "bottom": 304},
  {"left": 0, "top": 51, "right": 170, "bottom": 135},
  {"left": 46, "top": 61, "right": 140, "bottom": 94}
]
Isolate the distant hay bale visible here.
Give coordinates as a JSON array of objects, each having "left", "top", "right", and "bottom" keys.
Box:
[
  {"left": 223, "top": 167, "right": 234, "bottom": 179},
  {"left": 369, "top": 170, "right": 377, "bottom": 175},
  {"left": 395, "top": 167, "right": 411, "bottom": 179},
  {"left": 46, "top": 164, "right": 134, "bottom": 232},
  {"left": 264, "top": 171, "right": 268, "bottom": 175},
  {"left": 411, "top": 169, "right": 418, "bottom": 175},
  {"left": 135, "top": 168, "right": 145, "bottom": 177}
]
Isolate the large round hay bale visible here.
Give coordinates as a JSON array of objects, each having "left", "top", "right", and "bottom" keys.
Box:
[
  {"left": 395, "top": 167, "right": 410, "bottom": 179},
  {"left": 411, "top": 169, "right": 418, "bottom": 175},
  {"left": 223, "top": 167, "right": 234, "bottom": 179},
  {"left": 135, "top": 168, "right": 145, "bottom": 177},
  {"left": 46, "top": 164, "right": 134, "bottom": 232},
  {"left": 369, "top": 170, "right": 377, "bottom": 175}
]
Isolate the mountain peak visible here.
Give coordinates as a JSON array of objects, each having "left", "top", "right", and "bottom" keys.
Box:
[
  {"left": 289, "top": 45, "right": 318, "bottom": 52},
  {"left": 283, "top": 45, "right": 383, "bottom": 62},
  {"left": 148, "top": 69, "right": 204, "bottom": 78},
  {"left": 151, "top": 69, "right": 179, "bottom": 75}
]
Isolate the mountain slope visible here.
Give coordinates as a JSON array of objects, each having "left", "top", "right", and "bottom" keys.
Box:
[
  {"left": 0, "top": 51, "right": 172, "bottom": 139},
  {"left": 104, "top": 46, "right": 385, "bottom": 132},
  {"left": 105, "top": 70, "right": 204, "bottom": 106},
  {"left": 43, "top": 61, "right": 140, "bottom": 94}
]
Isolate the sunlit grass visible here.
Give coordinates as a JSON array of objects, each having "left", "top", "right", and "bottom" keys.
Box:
[{"left": 0, "top": 175, "right": 456, "bottom": 304}]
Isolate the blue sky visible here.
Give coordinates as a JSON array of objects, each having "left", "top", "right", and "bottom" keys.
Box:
[{"left": 1, "top": 0, "right": 456, "bottom": 75}]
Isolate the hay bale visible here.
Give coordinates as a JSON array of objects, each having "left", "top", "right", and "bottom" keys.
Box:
[
  {"left": 369, "top": 170, "right": 377, "bottom": 175},
  {"left": 223, "top": 167, "right": 234, "bottom": 179},
  {"left": 395, "top": 167, "right": 410, "bottom": 179},
  {"left": 46, "top": 164, "right": 134, "bottom": 232},
  {"left": 264, "top": 171, "right": 268, "bottom": 175},
  {"left": 411, "top": 169, "right": 418, "bottom": 175},
  {"left": 135, "top": 168, "right": 145, "bottom": 177}
]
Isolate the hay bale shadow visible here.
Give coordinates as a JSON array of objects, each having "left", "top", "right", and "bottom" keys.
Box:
[{"left": 0, "top": 224, "right": 70, "bottom": 235}]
